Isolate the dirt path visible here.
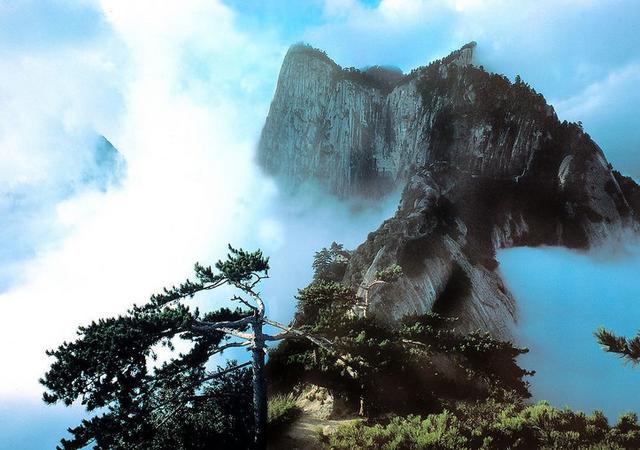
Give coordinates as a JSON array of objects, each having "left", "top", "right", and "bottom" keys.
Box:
[
  {"left": 269, "top": 410, "right": 358, "bottom": 450},
  {"left": 268, "top": 385, "right": 360, "bottom": 449}
]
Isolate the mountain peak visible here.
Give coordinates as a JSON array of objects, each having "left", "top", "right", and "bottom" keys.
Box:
[
  {"left": 258, "top": 43, "right": 640, "bottom": 338},
  {"left": 441, "top": 41, "right": 476, "bottom": 68},
  {"left": 284, "top": 42, "right": 341, "bottom": 70}
]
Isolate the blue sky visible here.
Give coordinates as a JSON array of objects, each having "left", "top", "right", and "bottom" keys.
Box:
[
  {"left": 0, "top": 0, "right": 639, "bottom": 447},
  {"left": 0, "top": 1, "right": 108, "bottom": 50},
  {"left": 498, "top": 244, "right": 640, "bottom": 419}
]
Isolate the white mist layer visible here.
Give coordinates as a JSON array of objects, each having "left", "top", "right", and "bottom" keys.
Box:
[
  {"left": 498, "top": 244, "right": 640, "bottom": 419},
  {"left": 249, "top": 189, "right": 402, "bottom": 324},
  {"left": 0, "top": 189, "right": 400, "bottom": 450}
]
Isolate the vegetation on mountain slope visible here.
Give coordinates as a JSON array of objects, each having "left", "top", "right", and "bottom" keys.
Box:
[{"left": 321, "top": 400, "right": 640, "bottom": 450}]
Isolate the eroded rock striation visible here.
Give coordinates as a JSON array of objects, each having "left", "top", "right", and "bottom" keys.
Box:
[{"left": 258, "top": 42, "right": 640, "bottom": 339}]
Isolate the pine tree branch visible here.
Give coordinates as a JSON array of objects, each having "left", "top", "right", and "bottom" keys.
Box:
[
  {"left": 596, "top": 327, "right": 640, "bottom": 363},
  {"left": 263, "top": 318, "right": 360, "bottom": 378},
  {"left": 231, "top": 295, "right": 258, "bottom": 312},
  {"left": 192, "top": 315, "right": 254, "bottom": 332},
  {"left": 210, "top": 340, "right": 251, "bottom": 355},
  {"left": 233, "top": 282, "right": 266, "bottom": 316},
  {"left": 200, "top": 361, "right": 252, "bottom": 383}
]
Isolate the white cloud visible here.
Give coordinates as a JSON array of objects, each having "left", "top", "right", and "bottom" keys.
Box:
[
  {"left": 553, "top": 62, "right": 640, "bottom": 120},
  {"left": 0, "top": 46, "right": 122, "bottom": 194},
  {"left": 551, "top": 61, "right": 640, "bottom": 177},
  {"left": 0, "top": 0, "right": 284, "bottom": 398},
  {"left": 377, "top": 0, "right": 445, "bottom": 25}
]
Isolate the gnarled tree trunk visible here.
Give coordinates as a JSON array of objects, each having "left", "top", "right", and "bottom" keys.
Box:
[{"left": 251, "top": 322, "right": 267, "bottom": 450}]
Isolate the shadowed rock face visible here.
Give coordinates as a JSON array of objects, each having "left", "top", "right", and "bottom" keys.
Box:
[{"left": 258, "top": 42, "right": 640, "bottom": 339}]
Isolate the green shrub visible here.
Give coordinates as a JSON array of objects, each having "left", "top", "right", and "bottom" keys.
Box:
[
  {"left": 268, "top": 281, "right": 532, "bottom": 418},
  {"left": 325, "top": 413, "right": 468, "bottom": 450},
  {"left": 374, "top": 264, "right": 403, "bottom": 282},
  {"left": 322, "top": 401, "right": 640, "bottom": 450},
  {"left": 267, "top": 393, "right": 301, "bottom": 433}
]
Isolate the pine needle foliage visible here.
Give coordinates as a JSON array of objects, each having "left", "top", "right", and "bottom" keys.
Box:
[{"left": 41, "top": 246, "right": 272, "bottom": 450}]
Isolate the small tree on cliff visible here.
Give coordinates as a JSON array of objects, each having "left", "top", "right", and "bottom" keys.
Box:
[
  {"left": 41, "top": 246, "right": 326, "bottom": 450},
  {"left": 312, "top": 242, "right": 351, "bottom": 282}
]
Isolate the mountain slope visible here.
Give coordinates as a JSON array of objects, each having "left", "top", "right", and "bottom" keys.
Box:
[{"left": 258, "top": 42, "right": 640, "bottom": 339}]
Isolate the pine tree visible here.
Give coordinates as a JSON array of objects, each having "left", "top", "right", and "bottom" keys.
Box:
[
  {"left": 41, "top": 246, "right": 324, "bottom": 450},
  {"left": 312, "top": 242, "right": 351, "bottom": 282}
]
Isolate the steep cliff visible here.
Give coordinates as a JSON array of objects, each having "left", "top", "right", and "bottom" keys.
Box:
[{"left": 258, "top": 42, "right": 640, "bottom": 339}]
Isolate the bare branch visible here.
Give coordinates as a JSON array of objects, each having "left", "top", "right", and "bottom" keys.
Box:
[
  {"left": 200, "top": 361, "right": 252, "bottom": 383},
  {"left": 361, "top": 280, "right": 387, "bottom": 291},
  {"left": 210, "top": 341, "right": 251, "bottom": 355},
  {"left": 231, "top": 295, "right": 258, "bottom": 312},
  {"left": 263, "top": 331, "right": 296, "bottom": 341},
  {"left": 247, "top": 272, "right": 269, "bottom": 289},
  {"left": 401, "top": 338, "right": 430, "bottom": 349},
  {"left": 232, "top": 281, "right": 265, "bottom": 316},
  {"left": 192, "top": 315, "right": 254, "bottom": 332},
  {"left": 218, "top": 327, "right": 254, "bottom": 340},
  {"left": 264, "top": 318, "right": 331, "bottom": 346}
]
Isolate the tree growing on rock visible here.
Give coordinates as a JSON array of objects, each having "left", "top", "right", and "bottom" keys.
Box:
[
  {"left": 312, "top": 242, "right": 351, "bottom": 282},
  {"left": 269, "top": 279, "right": 532, "bottom": 419}
]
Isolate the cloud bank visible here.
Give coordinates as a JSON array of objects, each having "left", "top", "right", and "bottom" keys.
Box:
[
  {"left": 1, "top": 0, "right": 640, "bottom": 447},
  {"left": 0, "top": 0, "right": 282, "bottom": 399},
  {"left": 498, "top": 243, "right": 640, "bottom": 419}
]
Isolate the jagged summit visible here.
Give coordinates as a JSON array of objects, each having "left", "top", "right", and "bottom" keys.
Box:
[
  {"left": 281, "top": 41, "right": 477, "bottom": 91},
  {"left": 258, "top": 42, "right": 640, "bottom": 339},
  {"left": 440, "top": 41, "right": 476, "bottom": 67},
  {"left": 260, "top": 42, "right": 489, "bottom": 198}
]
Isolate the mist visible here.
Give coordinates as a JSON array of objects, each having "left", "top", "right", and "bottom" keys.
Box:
[
  {"left": 498, "top": 242, "right": 640, "bottom": 420},
  {"left": 2, "top": 1, "right": 640, "bottom": 448},
  {"left": 0, "top": 185, "right": 400, "bottom": 450},
  {"left": 243, "top": 187, "right": 401, "bottom": 323}
]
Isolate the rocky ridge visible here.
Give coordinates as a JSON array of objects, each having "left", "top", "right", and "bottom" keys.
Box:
[{"left": 258, "top": 42, "right": 640, "bottom": 339}]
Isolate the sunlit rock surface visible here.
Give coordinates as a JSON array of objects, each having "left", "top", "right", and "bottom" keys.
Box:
[{"left": 258, "top": 42, "right": 640, "bottom": 339}]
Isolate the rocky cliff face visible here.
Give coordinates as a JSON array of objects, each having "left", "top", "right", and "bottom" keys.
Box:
[{"left": 258, "top": 43, "right": 640, "bottom": 339}]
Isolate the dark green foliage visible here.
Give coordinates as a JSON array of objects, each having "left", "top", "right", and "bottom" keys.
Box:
[
  {"left": 41, "top": 246, "right": 270, "bottom": 449},
  {"left": 267, "top": 393, "right": 301, "bottom": 436},
  {"left": 312, "top": 242, "right": 351, "bottom": 283},
  {"left": 596, "top": 327, "right": 640, "bottom": 363},
  {"left": 268, "top": 281, "right": 531, "bottom": 417},
  {"left": 151, "top": 366, "right": 254, "bottom": 450},
  {"left": 363, "top": 65, "right": 404, "bottom": 88},
  {"left": 293, "top": 280, "right": 355, "bottom": 327},
  {"left": 54, "top": 363, "right": 254, "bottom": 450},
  {"left": 213, "top": 246, "right": 269, "bottom": 284},
  {"left": 373, "top": 264, "right": 403, "bottom": 283},
  {"left": 322, "top": 399, "right": 640, "bottom": 450},
  {"left": 414, "top": 62, "right": 454, "bottom": 101},
  {"left": 149, "top": 246, "right": 269, "bottom": 306},
  {"left": 333, "top": 67, "right": 400, "bottom": 94}
]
